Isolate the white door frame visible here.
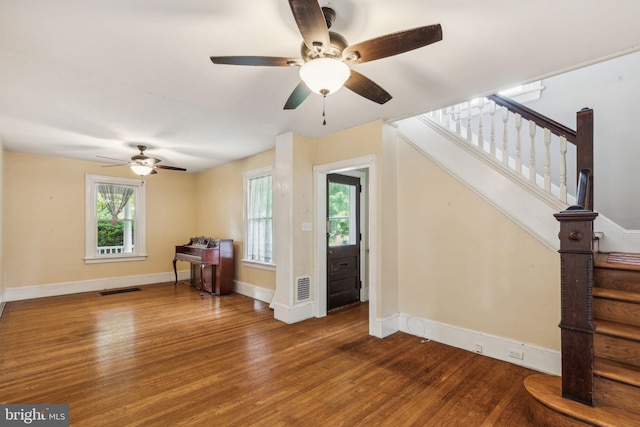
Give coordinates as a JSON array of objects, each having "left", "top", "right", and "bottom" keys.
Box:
[{"left": 313, "top": 154, "right": 378, "bottom": 336}]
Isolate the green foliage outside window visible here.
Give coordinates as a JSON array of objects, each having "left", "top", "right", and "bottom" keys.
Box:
[
  {"left": 328, "top": 183, "right": 351, "bottom": 245},
  {"left": 96, "top": 188, "right": 135, "bottom": 247},
  {"left": 98, "top": 220, "right": 134, "bottom": 247}
]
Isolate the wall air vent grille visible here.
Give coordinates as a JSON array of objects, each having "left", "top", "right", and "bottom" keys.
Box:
[{"left": 296, "top": 276, "right": 311, "bottom": 302}]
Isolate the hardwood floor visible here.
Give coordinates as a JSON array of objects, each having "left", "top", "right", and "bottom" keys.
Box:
[{"left": 1, "top": 283, "right": 539, "bottom": 426}]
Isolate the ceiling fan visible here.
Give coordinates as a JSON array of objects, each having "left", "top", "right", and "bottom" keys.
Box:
[
  {"left": 98, "top": 145, "right": 187, "bottom": 176},
  {"left": 210, "top": 0, "right": 443, "bottom": 116}
]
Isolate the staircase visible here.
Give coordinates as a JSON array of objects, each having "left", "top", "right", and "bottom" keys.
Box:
[
  {"left": 397, "top": 91, "right": 640, "bottom": 424},
  {"left": 527, "top": 252, "right": 640, "bottom": 425}
]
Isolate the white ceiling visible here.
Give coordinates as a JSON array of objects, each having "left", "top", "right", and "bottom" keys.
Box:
[{"left": 1, "top": 0, "right": 640, "bottom": 173}]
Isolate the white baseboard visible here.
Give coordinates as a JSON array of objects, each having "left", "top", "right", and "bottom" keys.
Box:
[
  {"left": 399, "top": 313, "right": 561, "bottom": 375},
  {"left": 234, "top": 280, "right": 274, "bottom": 304},
  {"left": 4, "top": 270, "right": 191, "bottom": 302},
  {"left": 370, "top": 312, "right": 399, "bottom": 338},
  {"left": 0, "top": 288, "right": 5, "bottom": 318},
  {"left": 272, "top": 301, "right": 315, "bottom": 324},
  {"left": 595, "top": 214, "right": 640, "bottom": 253}
]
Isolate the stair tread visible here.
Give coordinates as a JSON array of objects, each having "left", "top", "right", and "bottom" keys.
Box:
[
  {"left": 595, "top": 319, "right": 640, "bottom": 342},
  {"left": 595, "top": 357, "right": 640, "bottom": 387},
  {"left": 596, "top": 252, "right": 640, "bottom": 271},
  {"left": 525, "top": 374, "right": 640, "bottom": 425},
  {"left": 594, "top": 287, "right": 640, "bottom": 303}
]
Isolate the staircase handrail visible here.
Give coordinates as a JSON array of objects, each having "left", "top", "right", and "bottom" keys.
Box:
[
  {"left": 487, "top": 94, "right": 577, "bottom": 142},
  {"left": 488, "top": 94, "right": 594, "bottom": 211},
  {"left": 567, "top": 169, "right": 593, "bottom": 211}
]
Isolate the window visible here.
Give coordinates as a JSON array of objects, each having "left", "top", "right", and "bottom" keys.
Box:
[
  {"left": 244, "top": 167, "right": 273, "bottom": 268},
  {"left": 85, "top": 174, "right": 146, "bottom": 263},
  {"left": 328, "top": 180, "right": 358, "bottom": 246}
]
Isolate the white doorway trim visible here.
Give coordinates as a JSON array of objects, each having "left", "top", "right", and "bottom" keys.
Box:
[{"left": 313, "top": 154, "right": 379, "bottom": 337}]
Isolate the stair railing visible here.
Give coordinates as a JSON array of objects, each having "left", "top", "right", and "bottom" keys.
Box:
[
  {"left": 428, "top": 93, "right": 597, "bottom": 405},
  {"left": 424, "top": 93, "right": 593, "bottom": 210},
  {"left": 487, "top": 94, "right": 594, "bottom": 211},
  {"left": 490, "top": 95, "right": 597, "bottom": 405},
  {"left": 554, "top": 168, "right": 597, "bottom": 405}
]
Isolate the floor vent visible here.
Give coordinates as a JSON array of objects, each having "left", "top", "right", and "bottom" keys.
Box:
[
  {"left": 100, "top": 287, "right": 141, "bottom": 296},
  {"left": 296, "top": 276, "right": 311, "bottom": 302}
]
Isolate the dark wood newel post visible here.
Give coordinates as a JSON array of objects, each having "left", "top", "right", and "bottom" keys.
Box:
[
  {"left": 554, "top": 208, "right": 598, "bottom": 405},
  {"left": 576, "top": 108, "right": 594, "bottom": 210}
]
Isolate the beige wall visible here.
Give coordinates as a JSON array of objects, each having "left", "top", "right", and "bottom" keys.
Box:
[
  {"left": 1, "top": 120, "right": 562, "bottom": 351},
  {"left": 4, "top": 152, "right": 196, "bottom": 288},
  {"left": 313, "top": 120, "right": 383, "bottom": 165},
  {"left": 195, "top": 149, "right": 276, "bottom": 291},
  {"left": 313, "top": 120, "right": 401, "bottom": 319},
  {"left": 396, "top": 141, "right": 561, "bottom": 350},
  {"left": 0, "top": 141, "right": 4, "bottom": 300},
  {"left": 292, "top": 135, "right": 314, "bottom": 281}
]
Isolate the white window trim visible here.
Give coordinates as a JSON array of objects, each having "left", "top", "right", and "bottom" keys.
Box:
[
  {"left": 242, "top": 165, "right": 275, "bottom": 269},
  {"left": 85, "top": 174, "right": 147, "bottom": 264},
  {"left": 242, "top": 259, "right": 276, "bottom": 271}
]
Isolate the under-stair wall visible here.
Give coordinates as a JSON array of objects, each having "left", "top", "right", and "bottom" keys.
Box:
[
  {"left": 395, "top": 115, "right": 565, "bottom": 252},
  {"left": 393, "top": 113, "right": 640, "bottom": 254},
  {"left": 394, "top": 116, "right": 564, "bottom": 375}
]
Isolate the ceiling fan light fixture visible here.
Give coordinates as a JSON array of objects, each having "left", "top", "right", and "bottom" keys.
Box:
[
  {"left": 130, "top": 163, "right": 153, "bottom": 176},
  {"left": 299, "top": 58, "right": 350, "bottom": 95}
]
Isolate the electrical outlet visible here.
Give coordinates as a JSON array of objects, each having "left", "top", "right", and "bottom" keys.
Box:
[
  {"left": 474, "top": 344, "right": 483, "bottom": 354},
  {"left": 508, "top": 348, "right": 524, "bottom": 360}
]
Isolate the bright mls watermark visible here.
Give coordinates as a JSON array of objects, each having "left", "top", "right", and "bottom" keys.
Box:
[{"left": 1, "top": 405, "right": 69, "bottom": 426}]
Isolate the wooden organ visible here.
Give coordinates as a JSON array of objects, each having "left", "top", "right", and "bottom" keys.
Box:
[{"left": 173, "top": 236, "right": 234, "bottom": 295}]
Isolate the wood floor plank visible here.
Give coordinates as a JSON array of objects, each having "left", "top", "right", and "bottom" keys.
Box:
[{"left": 1, "top": 283, "right": 538, "bottom": 426}]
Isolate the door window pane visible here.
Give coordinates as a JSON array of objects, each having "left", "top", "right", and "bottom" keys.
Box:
[{"left": 328, "top": 182, "right": 356, "bottom": 246}]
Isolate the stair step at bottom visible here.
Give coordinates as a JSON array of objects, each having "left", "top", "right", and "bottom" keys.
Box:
[
  {"left": 595, "top": 376, "right": 640, "bottom": 416},
  {"left": 594, "top": 357, "right": 640, "bottom": 388},
  {"left": 595, "top": 319, "right": 640, "bottom": 342},
  {"left": 525, "top": 374, "right": 640, "bottom": 426},
  {"left": 594, "top": 287, "right": 640, "bottom": 304},
  {"left": 594, "top": 297, "right": 640, "bottom": 327},
  {"left": 594, "top": 330, "right": 640, "bottom": 368}
]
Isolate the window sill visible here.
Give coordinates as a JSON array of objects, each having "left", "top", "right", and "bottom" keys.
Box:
[
  {"left": 241, "top": 259, "right": 276, "bottom": 271},
  {"left": 84, "top": 254, "right": 147, "bottom": 264}
]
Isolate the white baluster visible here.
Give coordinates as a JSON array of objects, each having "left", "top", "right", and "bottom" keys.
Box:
[
  {"left": 529, "top": 120, "right": 536, "bottom": 183},
  {"left": 489, "top": 100, "right": 496, "bottom": 158},
  {"left": 467, "top": 102, "right": 473, "bottom": 143},
  {"left": 515, "top": 113, "right": 522, "bottom": 175},
  {"left": 477, "top": 100, "right": 484, "bottom": 151},
  {"left": 559, "top": 136, "right": 568, "bottom": 202},
  {"left": 502, "top": 107, "right": 509, "bottom": 166},
  {"left": 445, "top": 106, "right": 452, "bottom": 129},
  {"left": 455, "top": 104, "right": 461, "bottom": 136},
  {"left": 544, "top": 128, "right": 551, "bottom": 193}
]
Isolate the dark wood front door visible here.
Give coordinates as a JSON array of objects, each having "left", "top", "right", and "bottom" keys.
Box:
[{"left": 327, "top": 174, "right": 361, "bottom": 311}]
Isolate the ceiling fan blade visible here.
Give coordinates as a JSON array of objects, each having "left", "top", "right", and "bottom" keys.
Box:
[
  {"left": 97, "top": 155, "right": 127, "bottom": 163},
  {"left": 344, "top": 70, "right": 393, "bottom": 105},
  {"left": 342, "top": 24, "right": 443, "bottom": 64},
  {"left": 210, "top": 56, "right": 303, "bottom": 67},
  {"left": 283, "top": 81, "right": 312, "bottom": 110},
  {"left": 155, "top": 164, "right": 187, "bottom": 172},
  {"left": 288, "top": 0, "right": 330, "bottom": 53}
]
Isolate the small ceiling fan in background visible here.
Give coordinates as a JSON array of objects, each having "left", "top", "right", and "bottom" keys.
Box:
[
  {"left": 98, "top": 145, "right": 187, "bottom": 176},
  {"left": 210, "top": 0, "right": 443, "bottom": 120}
]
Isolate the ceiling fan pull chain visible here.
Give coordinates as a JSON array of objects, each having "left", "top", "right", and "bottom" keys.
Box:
[{"left": 321, "top": 89, "right": 329, "bottom": 126}]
